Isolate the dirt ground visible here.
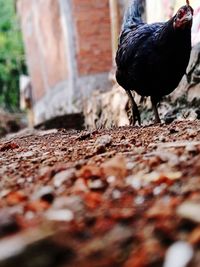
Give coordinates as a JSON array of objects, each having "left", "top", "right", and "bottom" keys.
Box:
[{"left": 0, "top": 120, "right": 200, "bottom": 267}]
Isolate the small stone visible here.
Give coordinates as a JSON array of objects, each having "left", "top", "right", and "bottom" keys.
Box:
[
  {"left": 189, "top": 227, "right": 200, "bottom": 245},
  {"left": 32, "top": 186, "right": 54, "bottom": 204},
  {"left": 88, "top": 180, "right": 105, "bottom": 190},
  {"left": 186, "top": 129, "right": 197, "bottom": 138},
  {"left": 0, "top": 210, "right": 20, "bottom": 238},
  {"left": 186, "top": 144, "right": 197, "bottom": 153},
  {"left": 25, "top": 211, "right": 35, "bottom": 220},
  {"left": 45, "top": 209, "right": 74, "bottom": 222},
  {"left": 73, "top": 178, "right": 88, "bottom": 193},
  {"left": 126, "top": 175, "right": 142, "bottom": 190},
  {"left": 0, "top": 189, "right": 11, "bottom": 199},
  {"left": 17, "top": 151, "right": 34, "bottom": 159},
  {"left": 107, "top": 176, "right": 116, "bottom": 183},
  {"left": 153, "top": 184, "right": 166, "bottom": 196},
  {"left": 177, "top": 201, "right": 200, "bottom": 223},
  {"left": 53, "top": 196, "right": 84, "bottom": 214},
  {"left": 0, "top": 227, "right": 58, "bottom": 262},
  {"left": 126, "top": 162, "right": 136, "bottom": 170},
  {"left": 159, "top": 135, "right": 166, "bottom": 142},
  {"left": 169, "top": 128, "right": 179, "bottom": 134},
  {"left": 164, "top": 115, "right": 177, "bottom": 124},
  {"left": 0, "top": 236, "right": 24, "bottom": 261},
  {"left": 163, "top": 241, "right": 193, "bottom": 267},
  {"left": 17, "top": 178, "right": 25, "bottom": 185},
  {"left": 27, "top": 177, "right": 33, "bottom": 183},
  {"left": 112, "top": 190, "right": 121, "bottom": 199},
  {"left": 38, "top": 166, "right": 50, "bottom": 177},
  {"left": 95, "top": 135, "right": 112, "bottom": 146},
  {"left": 134, "top": 196, "right": 145, "bottom": 205},
  {"left": 53, "top": 169, "right": 75, "bottom": 188},
  {"left": 94, "top": 144, "right": 107, "bottom": 154},
  {"left": 38, "top": 129, "right": 58, "bottom": 136}
]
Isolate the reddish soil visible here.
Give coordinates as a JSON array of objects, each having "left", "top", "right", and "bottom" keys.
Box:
[{"left": 0, "top": 120, "right": 200, "bottom": 267}]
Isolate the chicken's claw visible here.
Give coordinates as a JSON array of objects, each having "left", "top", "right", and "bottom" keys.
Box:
[{"left": 126, "top": 90, "right": 141, "bottom": 126}]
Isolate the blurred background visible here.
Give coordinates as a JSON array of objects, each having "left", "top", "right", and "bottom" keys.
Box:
[{"left": 0, "top": 0, "right": 200, "bottom": 136}]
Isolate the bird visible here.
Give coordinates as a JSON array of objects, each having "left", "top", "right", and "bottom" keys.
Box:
[{"left": 115, "top": 0, "right": 193, "bottom": 125}]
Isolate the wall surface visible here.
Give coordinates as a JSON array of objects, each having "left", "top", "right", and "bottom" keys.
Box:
[
  {"left": 72, "top": 0, "right": 112, "bottom": 75},
  {"left": 17, "top": 0, "right": 112, "bottom": 125}
]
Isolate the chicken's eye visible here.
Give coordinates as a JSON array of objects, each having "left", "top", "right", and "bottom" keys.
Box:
[{"left": 178, "top": 10, "right": 184, "bottom": 19}]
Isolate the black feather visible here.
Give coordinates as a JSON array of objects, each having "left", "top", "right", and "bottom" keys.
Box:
[
  {"left": 122, "top": 0, "right": 143, "bottom": 30},
  {"left": 116, "top": 4, "right": 193, "bottom": 100}
]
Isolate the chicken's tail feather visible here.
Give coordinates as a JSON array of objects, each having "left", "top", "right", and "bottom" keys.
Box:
[{"left": 122, "top": 0, "right": 143, "bottom": 30}]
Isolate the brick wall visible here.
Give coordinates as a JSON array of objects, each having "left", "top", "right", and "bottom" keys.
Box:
[{"left": 72, "top": 0, "right": 112, "bottom": 75}]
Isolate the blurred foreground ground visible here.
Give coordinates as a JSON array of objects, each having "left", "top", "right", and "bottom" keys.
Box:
[{"left": 0, "top": 120, "right": 200, "bottom": 266}]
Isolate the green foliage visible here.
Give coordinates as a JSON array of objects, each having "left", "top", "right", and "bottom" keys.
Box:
[{"left": 0, "top": 0, "right": 26, "bottom": 110}]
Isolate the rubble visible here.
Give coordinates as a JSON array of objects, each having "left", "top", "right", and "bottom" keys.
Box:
[{"left": 0, "top": 120, "right": 200, "bottom": 266}]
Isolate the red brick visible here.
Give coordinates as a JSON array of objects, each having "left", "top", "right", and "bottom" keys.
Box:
[{"left": 72, "top": 0, "right": 112, "bottom": 75}]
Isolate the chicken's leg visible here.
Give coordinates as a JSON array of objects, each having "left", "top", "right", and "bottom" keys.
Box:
[
  {"left": 126, "top": 90, "right": 141, "bottom": 125},
  {"left": 151, "top": 96, "right": 161, "bottom": 124}
]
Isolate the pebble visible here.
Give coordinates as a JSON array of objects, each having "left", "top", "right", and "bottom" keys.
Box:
[
  {"left": 53, "top": 169, "right": 75, "bottom": 188},
  {"left": 169, "top": 127, "right": 179, "bottom": 134},
  {"left": 163, "top": 241, "right": 193, "bottom": 267},
  {"left": 126, "top": 175, "right": 142, "bottom": 190},
  {"left": 53, "top": 196, "right": 84, "bottom": 213},
  {"left": 0, "top": 210, "right": 20, "bottom": 238},
  {"left": 45, "top": 209, "right": 74, "bottom": 222},
  {"left": 158, "top": 135, "right": 166, "bottom": 142},
  {"left": 107, "top": 176, "right": 116, "bottom": 184},
  {"left": 177, "top": 201, "right": 200, "bottom": 223},
  {"left": 134, "top": 196, "right": 145, "bottom": 205},
  {"left": 112, "top": 190, "right": 121, "bottom": 199},
  {"left": 38, "top": 166, "right": 50, "bottom": 177},
  {"left": 153, "top": 184, "right": 166, "bottom": 196},
  {"left": 17, "top": 178, "right": 25, "bottom": 185},
  {"left": 95, "top": 135, "right": 112, "bottom": 146},
  {"left": 0, "top": 189, "right": 11, "bottom": 199},
  {"left": 88, "top": 180, "right": 105, "bottom": 190},
  {"left": 17, "top": 151, "right": 34, "bottom": 159},
  {"left": 186, "top": 129, "right": 197, "bottom": 138},
  {"left": 126, "top": 162, "right": 136, "bottom": 170},
  {"left": 32, "top": 186, "right": 54, "bottom": 204},
  {"left": 27, "top": 177, "right": 33, "bottom": 183},
  {"left": 186, "top": 144, "right": 198, "bottom": 153},
  {"left": 0, "top": 236, "right": 24, "bottom": 261},
  {"left": 25, "top": 211, "right": 35, "bottom": 220}
]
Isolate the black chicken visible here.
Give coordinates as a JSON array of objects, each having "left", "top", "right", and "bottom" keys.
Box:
[{"left": 116, "top": 0, "right": 193, "bottom": 125}]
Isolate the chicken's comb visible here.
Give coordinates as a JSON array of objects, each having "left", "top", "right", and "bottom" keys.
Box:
[{"left": 186, "top": 0, "right": 190, "bottom": 5}]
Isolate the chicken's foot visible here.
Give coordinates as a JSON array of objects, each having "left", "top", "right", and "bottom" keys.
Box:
[
  {"left": 126, "top": 90, "right": 141, "bottom": 125},
  {"left": 151, "top": 96, "right": 161, "bottom": 124}
]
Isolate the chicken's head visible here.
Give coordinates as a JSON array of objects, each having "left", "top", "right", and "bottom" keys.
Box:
[{"left": 173, "top": 4, "right": 193, "bottom": 29}]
